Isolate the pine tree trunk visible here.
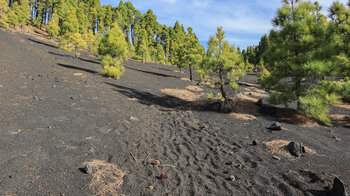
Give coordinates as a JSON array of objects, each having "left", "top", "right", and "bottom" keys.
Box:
[
  {"left": 189, "top": 63, "right": 193, "bottom": 81},
  {"left": 74, "top": 47, "right": 77, "bottom": 59}
]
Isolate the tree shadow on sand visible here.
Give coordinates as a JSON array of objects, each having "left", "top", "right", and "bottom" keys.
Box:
[
  {"left": 49, "top": 51, "right": 100, "bottom": 65},
  {"left": 105, "top": 82, "right": 324, "bottom": 124},
  {"left": 124, "top": 66, "right": 179, "bottom": 78},
  {"left": 56, "top": 63, "right": 98, "bottom": 74},
  {"left": 105, "top": 82, "right": 220, "bottom": 112},
  {"left": 27, "top": 38, "right": 58, "bottom": 49},
  {"left": 305, "top": 189, "right": 329, "bottom": 196},
  {"left": 49, "top": 51, "right": 71, "bottom": 58}
]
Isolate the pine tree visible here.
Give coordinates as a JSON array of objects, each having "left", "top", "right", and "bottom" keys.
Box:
[
  {"left": 262, "top": 0, "right": 342, "bottom": 125},
  {"left": 156, "top": 43, "right": 165, "bottom": 64},
  {"left": 61, "top": 5, "right": 79, "bottom": 34},
  {"left": 76, "top": 2, "right": 89, "bottom": 34},
  {"left": 178, "top": 27, "right": 202, "bottom": 81},
  {"left": 0, "top": 0, "right": 8, "bottom": 27},
  {"left": 7, "top": 2, "right": 18, "bottom": 27},
  {"left": 136, "top": 29, "right": 149, "bottom": 63},
  {"left": 46, "top": 13, "right": 60, "bottom": 36},
  {"left": 328, "top": 1, "right": 350, "bottom": 76},
  {"left": 257, "top": 34, "right": 269, "bottom": 65},
  {"left": 199, "top": 27, "right": 246, "bottom": 112},
  {"left": 83, "top": 29, "right": 98, "bottom": 54},
  {"left": 60, "top": 32, "right": 87, "bottom": 58},
  {"left": 98, "top": 22, "right": 129, "bottom": 79},
  {"left": 17, "top": 0, "right": 30, "bottom": 25}
]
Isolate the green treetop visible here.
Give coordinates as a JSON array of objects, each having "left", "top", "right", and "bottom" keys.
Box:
[
  {"left": 61, "top": 5, "right": 79, "bottom": 34},
  {"left": 262, "top": 0, "right": 346, "bottom": 125},
  {"left": 199, "top": 27, "right": 246, "bottom": 112},
  {"left": 178, "top": 27, "right": 203, "bottom": 81},
  {"left": 98, "top": 22, "right": 129, "bottom": 79},
  {"left": 156, "top": 43, "right": 165, "bottom": 64},
  {"left": 17, "top": 0, "right": 30, "bottom": 25},
  {"left": 0, "top": 0, "right": 8, "bottom": 27},
  {"left": 136, "top": 29, "right": 149, "bottom": 63},
  {"left": 46, "top": 13, "right": 60, "bottom": 37},
  {"left": 328, "top": 1, "right": 350, "bottom": 76},
  {"left": 7, "top": 2, "right": 19, "bottom": 27},
  {"left": 60, "top": 32, "right": 87, "bottom": 58}
]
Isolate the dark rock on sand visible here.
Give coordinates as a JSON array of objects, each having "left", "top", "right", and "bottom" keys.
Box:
[
  {"left": 329, "top": 177, "right": 348, "bottom": 196},
  {"left": 268, "top": 122, "right": 282, "bottom": 131},
  {"left": 252, "top": 140, "right": 258, "bottom": 146},
  {"left": 287, "top": 142, "right": 304, "bottom": 157}
]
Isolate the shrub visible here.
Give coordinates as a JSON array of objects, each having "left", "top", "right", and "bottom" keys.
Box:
[{"left": 101, "top": 55, "right": 124, "bottom": 79}]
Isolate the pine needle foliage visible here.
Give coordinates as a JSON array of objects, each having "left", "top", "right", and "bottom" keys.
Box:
[
  {"left": 262, "top": 0, "right": 350, "bottom": 125},
  {"left": 199, "top": 27, "right": 246, "bottom": 112},
  {"left": 98, "top": 22, "right": 128, "bottom": 79},
  {"left": 7, "top": 2, "right": 18, "bottom": 27},
  {"left": 46, "top": 13, "right": 60, "bottom": 36},
  {"left": 0, "top": 0, "right": 8, "bottom": 28}
]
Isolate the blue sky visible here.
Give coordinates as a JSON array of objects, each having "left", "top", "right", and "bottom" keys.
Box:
[{"left": 101, "top": 0, "right": 348, "bottom": 49}]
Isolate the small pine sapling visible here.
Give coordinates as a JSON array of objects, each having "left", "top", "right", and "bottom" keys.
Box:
[{"left": 199, "top": 27, "right": 246, "bottom": 112}]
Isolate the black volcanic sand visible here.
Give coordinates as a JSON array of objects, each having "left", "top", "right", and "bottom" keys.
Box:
[{"left": 0, "top": 27, "right": 349, "bottom": 196}]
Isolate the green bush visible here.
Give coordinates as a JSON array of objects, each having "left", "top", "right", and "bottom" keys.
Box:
[
  {"left": 101, "top": 55, "right": 124, "bottom": 79},
  {"left": 132, "top": 55, "right": 142, "bottom": 61},
  {"left": 298, "top": 77, "right": 350, "bottom": 126}
]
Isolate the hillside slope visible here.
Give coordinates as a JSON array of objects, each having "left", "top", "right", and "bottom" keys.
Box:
[{"left": 0, "top": 28, "right": 349, "bottom": 195}]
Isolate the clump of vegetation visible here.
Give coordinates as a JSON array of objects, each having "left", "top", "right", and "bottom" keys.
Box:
[
  {"left": 261, "top": 0, "right": 350, "bottom": 125},
  {"left": 98, "top": 22, "right": 128, "bottom": 79},
  {"left": 178, "top": 27, "right": 204, "bottom": 81},
  {"left": 101, "top": 55, "right": 125, "bottom": 79},
  {"left": 83, "top": 160, "right": 125, "bottom": 196},
  {"left": 257, "top": 62, "right": 270, "bottom": 83},
  {"left": 5, "top": 0, "right": 30, "bottom": 27},
  {"left": 6, "top": 2, "right": 18, "bottom": 27},
  {"left": 0, "top": 0, "right": 9, "bottom": 28},
  {"left": 46, "top": 13, "right": 60, "bottom": 36},
  {"left": 136, "top": 29, "right": 149, "bottom": 63},
  {"left": 60, "top": 33, "right": 87, "bottom": 58},
  {"left": 199, "top": 27, "right": 246, "bottom": 112}
]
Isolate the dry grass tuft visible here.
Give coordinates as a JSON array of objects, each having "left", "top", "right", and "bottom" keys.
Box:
[
  {"left": 73, "top": 73, "right": 83, "bottom": 76},
  {"left": 229, "top": 112, "right": 256, "bottom": 120},
  {"left": 330, "top": 114, "right": 350, "bottom": 126},
  {"left": 161, "top": 88, "right": 201, "bottom": 101},
  {"left": 263, "top": 140, "right": 316, "bottom": 156},
  {"left": 128, "top": 97, "right": 139, "bottom": 102},
  {"left": 83, "top": 160, "right": 126, "bottom": 196},
  {"left": 186, "top": 85, "right": 203, "bottom": 92}
]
